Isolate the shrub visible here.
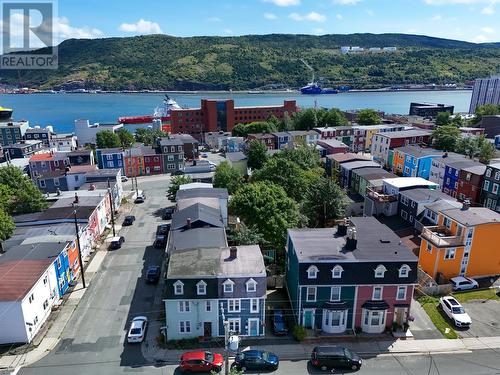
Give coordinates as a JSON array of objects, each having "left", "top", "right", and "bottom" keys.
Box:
[{"left": 292, "top": 325, "right": 307, "bottom": 341}]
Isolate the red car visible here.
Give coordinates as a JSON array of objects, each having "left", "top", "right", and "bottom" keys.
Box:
[{"left": 180, "top": 351, "right": 224, "bottom": 373}]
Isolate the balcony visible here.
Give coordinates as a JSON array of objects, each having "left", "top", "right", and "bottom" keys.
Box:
[
  {"left": 421, "top": 225, "right": 464, "bottom": 247},
  {"left": 366, "top": 187, "right": 398, "bottom": 203}
]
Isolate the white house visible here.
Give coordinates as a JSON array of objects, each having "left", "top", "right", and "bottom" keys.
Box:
[
  {"left": 74, "top": 119, "right": 123, "bottom": 146},
  {"left": 49, "top": 134, "right": 78, "bottom": 152}
]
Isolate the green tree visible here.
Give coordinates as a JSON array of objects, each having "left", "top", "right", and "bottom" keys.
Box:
[
  {"left": 135, "top": 128, "right": 169, "bottom": 146},
  {"left": 273, "top": 145, "right": 321, "bottom": 170},
  {"left": 232, "top": 121, "right": 276, "bottom": 137},
  {"left": 450, "top": 115, "right": 464, "bottom": 127},
  {"left": 455, "top": 137, "right": 478, "bottom": 159},
  {"left": 0, "top": 184, "right": 15, "bottom": 214},
  {"left": 435, "top": 111, "right": 451, "bottom": 126},
  {"left": 213, "top": 161, "right": 244, "bottom": 194},
  {"left": 0, "top": 166, "right": 48, "bottom": 214},
  {"left": 431, "top": 124, "right": 461, "bottom": 151},
  {"left": 473, "top": 104, "right": 500, "bottom": 124},
  {"left": 322, "top": 108, "right": 348, "bottom": 127},
  {"left": 291, "top": 108, "right": 320, "bottom": 130},
  {"left": 229, "top": 181, "right": 300, "bottom": 250},
  {"left": 228, "top": 223, "right": 266, "bottom": 246},
  {"left": 0, "top": 208, "right": 15, "bottom": 241},
  {"left": 167, "top": 175, "right": 192, "bottom": 201},
  {"left": 302, "top": 177, "right": 347, "bottom": 227},
  {"left": 247, "top": 140, "right": 268, "bottom": 170},
  {"left": 96, "top": 130, "right": 121, "bottom": 148},
  {"left": 477, "top": 136, "right": 496, "bottom": 164},
  {"left": 116, "top": 128, "right": 135, "bottom": 148},
  {"left": 356, "top": 109, "right": 381, "bottom": 125}
]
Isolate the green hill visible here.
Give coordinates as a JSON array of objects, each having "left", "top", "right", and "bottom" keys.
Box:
[{"left": 1, "top": 33, "right": 500, "bottom": 90}]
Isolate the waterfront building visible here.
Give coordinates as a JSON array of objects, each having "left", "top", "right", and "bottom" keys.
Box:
[
  {"left": 469, "top": 76, "right": 500, "bottom": 113},
  {"left": 74, "top": 119, "right": 123, "bottom": 146},
  {"left": 0, "top": 120, "right": 30, "bottom": 146},
  {"left": 409, "top": 102, "right": 454, "bottom": 117},
  {"left": 24, "top": 127, "right": 53, "bottom": 146},
  {"left": 49, "top": 134, "right": 78, "bottom": 152}
]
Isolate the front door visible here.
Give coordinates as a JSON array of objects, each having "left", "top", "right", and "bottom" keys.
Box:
[
  {"left": 303, "top": 310, "right": 313, "bottom": 328},
  {"left": 146, "top": 166, "right": 150, "bottom": 174},
  {"left": 394, "top": 308, "right": 406, "bottom": 326},
  {"left": 203, "top": 322, "right": 212, "bottom": 337},
  {"left": 248, "top": 319, "right": 259, "bottom": 336}
]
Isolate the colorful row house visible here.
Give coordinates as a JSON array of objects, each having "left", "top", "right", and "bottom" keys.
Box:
[
  {"left": 482, "top": 162, "right": 500, "bottom": 212},
  {"left": 285, "top": 217, "right": 418, "bottom": 334},
  {"left": 392, "top": 146, "right": 442, "bottom": 179},
  {"left": 442, "top": 159, "right": 483, "bottom": 198}
]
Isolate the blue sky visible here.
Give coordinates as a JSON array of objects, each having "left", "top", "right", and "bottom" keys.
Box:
[{"left": 45, "top": 0, "right": 500, "bottom": 43}]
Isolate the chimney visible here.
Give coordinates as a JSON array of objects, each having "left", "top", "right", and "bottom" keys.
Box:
[
  {"left": 73, "top": 192, "right": 79, "bottom": 204},
  {"left": 229, "top": 246, "right": 237, "bottom": 259},
  {"left": 462, "top": 198, "right": 471, "bottom": 211},
  {"left": 186, "top": 217, "right": 192, "bottom": 228},
  {"left": 345, "top": 227, "right": 357, "bottom": 250}
]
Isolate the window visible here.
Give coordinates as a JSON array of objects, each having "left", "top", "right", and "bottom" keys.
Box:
[
  {"left": 250, "top": 298, "right": 259, "bottom": 313},
  {"left": 170, "top": 146, "right": 175, "bottom": 152},
  {"left": 486, "top": 168, "right": 492, "bottom": 177},
  {"left": 43, "top": 276, "right": 48, "bottom": 285},
  {"left": 396, "top": 286, "right": 407, "bottom": 300},
  {"left": 57, "top": 258, "right": 61, "bottom": 268},
  {"left": 445, "top": 248, "right": 456, "bottom": 259},
  {"left": 307, "top": 265, "right": 318, "bottom": 279},
  {"left": 399, "top": 264, "right": 411, "bottom": 278},
  {"left": 107, "top": 161, "right": 114, "bottom": 168},
  {"left": 404, "top": 166, "right": 410, "bottom": 175},
  {"left": 493, "top": 183, "right": 499, "bottom": 195},
  {"left": 373, "top": 286, "right": 383, "bottom": 300},
  {"left": 43, "top": 299, "right": 49, "bottom": 310},
  {"left": 228, "top": 299, "right": 240, "bottom": 312},
  {"left": 443, "top": 217, "right": 452, "bottom": 229},
  {"left": 174, "top": 280, "right": 184, "bottom": 295},
  {"left": 205, "top": 301, "right": 211, "bottom": 312},
  {"left": 401, "top": 210, "right": 408, "bottom": 220},
  {"left": 39, "top": 179, "right": 46, "bottom": 188},
  {"left": 167, "top": 155, "right": 174, "bottom": 161},
  {"left": 197, "top": 280, "right": 206, "bottom": 295},
  {"left": 495, "top": 171, "right": 500, "bottom": 181},
  {"left": 28, "top": 294, "right": 34, "bottom": 303},
  {"left": 223, "top": 279, "right": 234, "bottom": 293},
  {"left": 466, "top": 173, "right": 471, "bottom": 181},
  {"left": 178, "top": 301, "right": 190, "bottom": 312},
  {"left": 179, "top": 321, "right": 191, "bottom": 333},
  {"left": 246, "top": 278, "right": 257, "bottom": 292},
  {"left": 331, "top": 265, "right": 343, "bottom": 278},
  {"left": 306, "top": 287, "right": 317, "bottom": 302},
  {"left": 106, "top": 155, "right": 113, "bottom": 161},
  {"left": 331, "top": 286, "right": 341, "bottom": 301},
  {"left": 228, "top": 318, "right": 240, "bottom": 333},
  {"left": 167, "top": 163, "right": 175, "bottom": 170},
  {"left": 54, "top": 178, "right": 60, "bottom": 186},
  {"left": 374, "top": 265, "right": 387, "bottom": 278}
]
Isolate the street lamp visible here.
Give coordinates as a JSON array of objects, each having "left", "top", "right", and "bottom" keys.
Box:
[{"left": 73, "top": 210, "right": 86, "bottom": 289}]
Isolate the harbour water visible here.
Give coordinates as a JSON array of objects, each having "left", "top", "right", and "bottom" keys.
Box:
[{"left": 1, "top": 90, "right": 472, "bottom": 133}]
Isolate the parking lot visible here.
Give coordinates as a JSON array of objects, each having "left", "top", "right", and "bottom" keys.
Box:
[{"left": 458, "top": 298, "right": 500, "bottom": 338}]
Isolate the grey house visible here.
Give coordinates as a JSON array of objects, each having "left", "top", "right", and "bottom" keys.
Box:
[{"left": 158, "top": 138, "right": 184, "bottom": 173}]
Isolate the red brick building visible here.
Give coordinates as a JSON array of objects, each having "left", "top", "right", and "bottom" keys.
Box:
[{"left": 170, "top": 99, "right": 298, "bottom": 140}]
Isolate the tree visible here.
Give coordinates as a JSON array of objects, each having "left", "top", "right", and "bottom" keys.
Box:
[
  {"left": 273, "top": 145, "right": 321, "bottom": 170},
  {"left": 229, "top": 182, "right": 300, "bottom": 250},
  {"left": 473, "top": 104, "right": 500, "bottom": 124},
  {"left": 455, "top": 135, "right": 496, "bottom": 164},
  {"left": 0, "top": 184, "right": 14, "bottom": 214},
  {"left": 450, "top": 115, "right": 464, "bottom": 127},
  {"left": 96, "top": 130, "right": 121, "bottom": 148},
  {"left": 211, "top": 367, "right": 243, "bottom": 375},
  {"left": 247, "top": 140, "right": 268, "bottom": 170},
  {"left": 431, "top": 124, "right": 461, "bottom": 151},
  {"left": 0, "top": 165, "right": 48, "bottom": 214},
  {"left": 232, "top": 121, "right": 276, "bottom": 137},
  {"left": 302, "top": 177, "right": 347, "bottom": 227},
  {"left": 116, "top": 128, "right": 135, "bottom": 148},
  {"left": 135, "top": 128, "right": 169, "bottom": 146},
  {"left": 291, "top": 108, "right": 320, "bottom": 130},
  {"left": 227, "top": 223, "right": 266, "bottom": 246},
  {"left": 167, "top": 175, "right": 192, "bottom": 201},
  {"left": 455, "top": 137, "right": 478, "bottom": 159},
  {"left": 479, "top": 141, "right": 496, "bottom": 164},
  {"left": 322, "top": 108, "right": 348, "bottom": 127},
  {"left": 356, "top": 109, "right": 381, "bottom": 125},
  {"left": 213, "top": 161, "right": 244, "bottom": 194},
  {"left": 0, "top": 208, "right": 15, "bottom": 241},
  {"left": 435, "top": 111, "right": 451, "bottom": 126}
]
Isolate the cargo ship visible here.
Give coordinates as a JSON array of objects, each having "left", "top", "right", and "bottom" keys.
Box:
[
  {"left": 300, "top": 83, "right": 338, "bottom": 95},
  {"left": 118, "top": 95, "right": 180, "bottom": 124},
  {"left": 0, "top": 106, "right": 13, "bottom": 121}
]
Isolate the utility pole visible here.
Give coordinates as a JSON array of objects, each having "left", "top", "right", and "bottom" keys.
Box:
[
  {"left": 107, "top": 179, "right": 116, "bottom": 237},
  {"left": 220, "top": 303, "right": 230, "bottom": 375},
  {"left": 73, "top": 210, "right": 86, "bottom": 289}
]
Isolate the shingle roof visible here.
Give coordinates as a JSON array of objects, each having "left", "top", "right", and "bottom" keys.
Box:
[
  {"left": 171, "top": 203, "right": 224, "bottom": 230},
  {"left": 13, "top": 206, "right": 95, "bottom": 224},
  {"left": 341, "top": 160, "right": 381, "bottom": 171},
  {"left": 461, "top": 164, "right": 487, "bottom": 175},
  {"left": 167, "top": 227, "right": 227, "bottom": 254},
  {"left": 176, "top": 188, "right": 228, "bottom": 200},
  {"left": 394, "top": 145, "right": 442, "bottom": 158},
  {"left": 159, "top": 138, "right": 183, "bottom": 146},
  {"left": 399, "top": 188, "right": 455, "bottom": 202},
  {"left": 226, "top": 151, "right": 247, "bottom": 162}
]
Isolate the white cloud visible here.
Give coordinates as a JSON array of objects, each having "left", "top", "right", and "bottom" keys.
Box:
[
  {"left": 119, "top": 19, "right": 162, "bottom": 34},
  {"left": 264, "top": 12, "right": 278, "bottom": 20},
  {"left": 223, "top": 28, "right": 233, "bottom": 34},
  {"left": 473, "top": 34, "right": 489, "bottom": 42},
  {"left": 431, "top": 14, "right": 443, "bottom": 20},
  {"left": 481, "top": 26, "right": 495, "bottom": 33},
  {"left": 423, "top": 0, "right": 496, "bottom": 4},
  {"left": 481, "top": 4, "right": 495, "bottom": 13},
  {"left": 333, "top": 0, "right": 361, "bottom": 4},
  {"left": 336, "top": 13, "right": 343, "bottom": 19},
  {"left": 263, "top": 0, "right": 300, "bottom": 6},
  {"left": 206, "top": 16, "right": 221, "bottom": 22},
  {"left": 289, "top": 11, "right": 326, "bottom": 22}
]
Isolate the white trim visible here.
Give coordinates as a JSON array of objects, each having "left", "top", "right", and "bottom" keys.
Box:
[
  {"left": 330, "top": 286, "right": 341, "bottom": 302},
  {"left": 307, "top": 265, "right": 319, "bottom": 279},
  {"left": 250, "top": 298, "right": 259, "bottom": 313},
  {"left": 247, "top": 318, "right": 260, "bottom": 336},
  {"left": 227, "top": 318, "right": 241, "bottom": 334},
  {"left": 396, "top": 285, "right": 407, "bottom": 300},
  {"left": 331, "top": 265, "right": 344, "bottom": 279},
  {"left": 399, "top": 264, "right": 411, "bottom": 278},
  {"left": 374, "top": 265, "right": 387, "bottom": 278},
  {"left": 245, "top": 278, "right": 257, "bottom": 292},
  {"left": 223, "top": 279, "right": 234, "bottom": 293},
  {"left": 179, "top": 320, "right": 191, "bottom": 334},
  {"left": 372, "top": 286, "right": 383, "bottom": 300},
  {"left": 306, "top": 286, "right": 317, "bottom": 302},
  {"left": 227, "top": 298, "right": 241, "bottom": 313},
  {"left": 196, "top": 280, "right": 207, "bottom": 295},
  {"left": 178, "top": 300, "right": 190, "bottom": 313},
  {"left": 173, "top": 280, "right": 184, "bottom": 295}
]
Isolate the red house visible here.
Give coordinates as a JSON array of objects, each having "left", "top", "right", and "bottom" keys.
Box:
[
  {"left": 457, "top": 164, "right": 486, "bottom": 204},
  {"left": 247, "top": 133, "right": 275, "bottom": 150},
  {"left": 142, "top": 147, "right": 163, "bottom": 175}
]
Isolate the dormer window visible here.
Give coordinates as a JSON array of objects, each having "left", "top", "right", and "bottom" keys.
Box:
[
  {"left": 374, "top": 265, "right": 387, "bottom": 278},
  {"left": 331, "top": 265, "right": 344, "bottom": 279},
  {"left": 223, "top": 279, "right": 234, "bottom": 293},
  {"left": 307, "top": 265, "right": 319, "bottom": 279},
  {"left": 174, "top": 280, "right": 184, "bottom": 295},
  {"left": 197, "top": 280, "right": 207, "bottom": 295},
  {"left": 246, "top": 278, "right": 257, "bottom": 292},
  {"left": 399, "top": 264, "right": 411, "bottom": 278}
]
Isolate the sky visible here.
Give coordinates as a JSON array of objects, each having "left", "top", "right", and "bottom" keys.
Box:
[{"left": 4, "top": 0, "right": 500, "bottom": 48}]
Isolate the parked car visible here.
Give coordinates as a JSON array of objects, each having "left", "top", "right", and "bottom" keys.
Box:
[
  {"left": 127, "top": 316, "right": 147, "bottom": 343},
  {"left": 272, "top": 309, "right": 288, "bottom": 336},
  {"left": 146, "top": 265, "right": 161, "bottom": 284},
  {"left": 156, "top": 224, "right": 170, "bottom": 235},
  {"left": 162, "top": 207, "right": 174, "bottom": 220},
  {"left": 233, "top": 350, "right": 279, "bottom": 372},
  {"left": 179, "top": 351, "right": 224, "bottom": 373},
  {"left": 134, "top": 191, "right": 146, "bottom": 203},
  {"left": 439, "top": 296, "right": 472, "bottom": 327},
  {"left": 154, "top": 234, "right": 167, "bottom": 249},
  {"left": 109, "top": 236, "right": 125, "bottom": 250},
  {"left": 122, "top": 215, "right": 135, "bottom": 226},
  {"left": 121, "top": 176, "right": 128, "bottom": 182},
  {"left": 201, "top": 153, "right": 208, "bottom": 158},
  {"left": 450, "top": 276, "right": 479, "bottom": 291},
  {"left": 310, "top": 346, "right": 362, "bottom": 371}
]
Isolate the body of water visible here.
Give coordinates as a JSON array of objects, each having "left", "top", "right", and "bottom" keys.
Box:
[{"left": 1, "top": 90, "right": 472, "bottom": 133}]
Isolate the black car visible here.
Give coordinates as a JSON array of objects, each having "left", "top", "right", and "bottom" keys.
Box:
[
  {"left": 146, "top": 266, "right": 161, "bottom": 284},
  {"left": 154, "top": 234, "right": 167, "bottom": 249},
  {"left": 272, "top": 309, "right": 288, "bottom": 336},
  {"left": 122, "top": 215, "right": 136, "bottom": 226},
  {"left": 310, "top": 346, "right": 362, "bottom": 372},
  {"left": 109, "top": 236, "right": 125, "bottom": 250},
  {"left": 162, "top": 207, "right": 174, "bottom": 220},
  {"left": 156, "top": 224, "right": 170, "bottom": 235},
  {"left": 233, "top": 350, "right": 279, "bottom": 372}
]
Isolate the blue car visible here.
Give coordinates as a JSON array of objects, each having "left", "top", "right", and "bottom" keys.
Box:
[
  {"left": 272, "top": 309, "right": 288, "bottom": 336},
  {"left": 233, "top": 350, "right": 279, "bottom": 372}
]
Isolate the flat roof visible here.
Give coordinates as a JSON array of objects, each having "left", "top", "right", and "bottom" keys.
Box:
[
  {"left": 383, "top": 177, "right": 438, "bottom": 189},
  {"left": 399, "top": 188, "right": 455, "bottom": 202},
  {"left": 327, "top": 153, "right": 372, "bottom": 163},
  {"left": 0, "top": 260, "right": 54, "bottom": 301},
  {"left": 226, "top": 151, "right": 247, "bottom": 162},
  {"left": 176, "top": 188, "right": 228, "bottom": 200},
  {"left": 377, "top": 129, "right": 431, "bottom": 138},
  {"left": 168, "top": 227, "right": 227, "bottom": 253},
  {"left": 317, "top": 139, "right": 349, "bottom": 148},
  {"left": 394, "top": 145, "right": 442, "bottom": 158},
  {"left": 462, "top": 165, "right": 487, "bottom": 175},
  {"left": 424, "top": 200, "right": 462, "bottom": 213},
  {"left": 341, "top": 160, "right": 381, "bottom": 171},
  {"left": 353, "top": 168, "right": 397, "bottom": 180},
  {"left": 442, "top": 207, "right": 500, "bottom": 226}
]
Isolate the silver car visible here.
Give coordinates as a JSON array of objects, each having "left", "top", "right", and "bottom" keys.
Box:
[{"left": 127, "top": 316, "right": 148, "bottom": 343}]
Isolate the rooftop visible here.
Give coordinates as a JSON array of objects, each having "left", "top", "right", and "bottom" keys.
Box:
[
  {"left": 0, "top": 260, "right": 54, "bottom": 301},
  {"left": 377, "top": 129, "right": 431, "bottom": 138},
  {"left": 383, "top": 177, "right": 438, "bottom": 190},
  {"left": 176, "top": 187, "right": 228, "bottom": 201},
  {"left": 394, "top": 145, "right": 442, "bottom": 158},
  {"left": 327, "top": 153, "right": 372, "bottom": 163},
  {"left": 445, "top": 159, "right": 483, "bottom": 170},
  {"left": 179, "top": 182, "right": 213, "bottom": 190},
  {"left": 171, "top": 203, "right": 223, "bottom": 230},
  {"left": 441, "top": 207, "right": 500, "bottom": 226},
  {"left": 317, "top": 139, "right": 349, "bottom": 148},
  {"left": 226, "top": 151, "right": 247, "bottom": 162},
  {"left": 66, "top": 165, "right": 98, "bottom": 174},
  {"left": 248, "top": 133, "right": 274, "bottom": 139},
  {"left": 167, "top": 227, "right": 227, "bottom": 254},
  {"left": 400, "top": 188, "right": 456, "bottom": 202},
  {"left": 29, "top": 153, "right": 54, "bottom": 161},
  {"left": 14, "top": 206, "right": 96, "bottom": 224},
  {"left": 353, "top": 167, "right": 397, "bottom": 180},
  {"left": 97, "top": 147, "right": 123, "bottom": 154},
  {"left": 424, "top": 200, "right": 462, "bottom": 213},
  {"left": 177, "top": 197, "right": 220, "bottom": 211},
  {"left": 159, "top": 138, "right": 184, "bottom": 147},
  {"left": 461, "top": 164, "right": 487, "bottom": 175},
  {"left": 341, "top": 160, "right": 381, "bottom": 171}
]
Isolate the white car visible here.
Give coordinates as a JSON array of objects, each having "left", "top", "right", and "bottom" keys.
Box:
[
  {"left": 127, "top": 316, "right": 148, "bottom": 343},
  {"left": 450, "top": 276, "right": 479, "bottom": 291},
  {"left": 121, "top": 176, "right": 128, "bottom": 182},
  {"left": 439, "top": 296, "right": 471, "bottom": 327}
]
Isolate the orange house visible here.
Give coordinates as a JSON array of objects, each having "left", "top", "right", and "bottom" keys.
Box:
[
  {"left": 392, "top": 149, "right": 405, "bottom": 175},
  {"left": 124, "top": 147, "right": 145, "bottom": 177},
  {"left": 419, "top": 204, "right": 500, "bottom": 280}
]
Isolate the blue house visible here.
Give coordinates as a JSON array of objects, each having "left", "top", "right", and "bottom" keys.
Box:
[
  {"left": 53, "top": 244, "right": 71, "bottom": 297},
  {"left": 393, "top": 146, "right": 441, "bottom": 179},
  {"left": 96, "top": 148, "right": 124, "bottom": 173},
  {"left": 35, "top": 171, "right": 69, "bottom": 193},
  {"left": 443, "top": 160, "right": 482, "bottom": 198},
  {"left": 272, "top": 132, "right": 291, "bottom": 150}
]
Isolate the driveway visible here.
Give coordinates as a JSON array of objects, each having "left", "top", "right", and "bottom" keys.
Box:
[
  {"left": 409, "top": 299, "right": 443, "bottom": 339},
  {"left": 458, "top": 299, "right": 500, "bottom": 338}
]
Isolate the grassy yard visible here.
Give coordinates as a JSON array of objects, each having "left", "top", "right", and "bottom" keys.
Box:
[
  {"left": 416, "top": 296, "right": 458, "bottom": 339},
  {"left": 452, "top": 288, "right": 500, "bottom": 304}
]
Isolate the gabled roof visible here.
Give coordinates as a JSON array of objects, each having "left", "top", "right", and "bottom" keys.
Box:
[
  {"left": 0, "top": 260, "right": 54, "bottom": 301},
  {"left": 171, "top": 203, "right": 224, "bottom": 230},
  {"left": 226, "top": 151, "right": 247, "bottom": 162}
]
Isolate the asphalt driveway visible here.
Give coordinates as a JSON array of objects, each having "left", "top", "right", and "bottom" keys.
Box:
[{"left": 459, "top": 299, "right": 500, "bottom": 338}]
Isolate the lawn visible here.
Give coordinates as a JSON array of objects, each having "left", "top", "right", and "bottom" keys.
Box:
[
  {"left": 452, "top": 288, "right": 500, "bottom": 303},
  {"left": 416, "top": 296, "right": 458, "bottom": 339}
]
